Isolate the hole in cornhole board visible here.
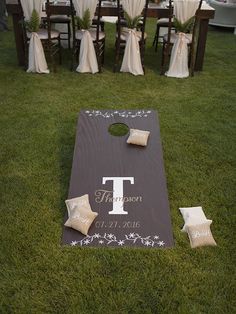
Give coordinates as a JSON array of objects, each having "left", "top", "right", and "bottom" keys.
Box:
[
  {"left": 108, "top": 123, "right": 129, "bottom": 137},
  {"left": 62, "top": 110, "right": 174, "bottom": 248}
]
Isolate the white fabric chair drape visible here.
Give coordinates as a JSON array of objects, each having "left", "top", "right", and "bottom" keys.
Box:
[
  {"left": 166, "top": 0, "right": 199, "bottom": 78},
  {"left": 174, "top": 0, "right": 199, "bottom": 24},
  {"left": 20, "top": 0, "right": 49, "bottom": 74},
  {"left": 120, "top": 0, "right": 146, "bottom": 76},
  {"left": 72, "top": 0, "right": 98, "bottom": 73}
]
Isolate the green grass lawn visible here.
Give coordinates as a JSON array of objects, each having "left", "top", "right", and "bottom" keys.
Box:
[{"left": 0, "top": 18, "right": 236, "bottom": 313}]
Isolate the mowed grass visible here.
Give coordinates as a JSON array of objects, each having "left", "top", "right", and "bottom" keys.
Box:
[{"left": 0, "top": 18, "right": 236, "bottom": 314}]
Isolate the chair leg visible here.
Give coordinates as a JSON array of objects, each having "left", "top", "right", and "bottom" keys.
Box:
[
  {"left": 50, "top": 53, "right": 56, "bottom": 73},
  {"left": 24, "top": 41, "right": 28, "bottom": 71},
  {"left": 152, "top": 24, "right": 160, "bottom": 52},
  {"left": 189, "top": 58, "right": 194, "bottom": 77},
  {"left": 98, "top": 61, "right": 102, "bottom": 73},
  {"left": 48, "top": 42, "right": 55, "bottom": 72},
  {"left": 71, "top": 41, "right": 79, "bottom": 71},
  {"left": 101, "top": 21, "right": 105, "bottom": 32},
  {"left": 161, "top": 42, "right": 166, "bottom": 75},
  {"left": 102, "top": 41, "right": 105, "bottom": 65},
  {"left": 71, "top": 47, "right": 76, "bottom": 71},
  {"left": 58, "top": 37, "right": 62, "bottom": 65},
  {"left": 68, "top": 22, "right": 71, "bottom": 50},
  {"left": 140, "top": 40, "right": 145, "bottom": 73},
  {"left": 71, "top": 55, "right": 74, "bottom": 71},
  {"left": 152, "top": 24, "right": 158, "bottom": 47},
  {"left": 96, "top": 44, "right": 102, "bottom": 73},
  {"left": 114, "top": 39, "right": 120, "bottom": 72},
  {"left": 51, "top": 44, "right": 57, "bottom": 73},
  {"left": 189, "top": 44, "right": 195, "bottom": 77},
  {"left": 155, "top": 25, "right": 160, "bottom": 52}
]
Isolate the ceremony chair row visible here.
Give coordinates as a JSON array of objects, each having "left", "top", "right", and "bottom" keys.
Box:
[{"left": 18, "top": 0, "right": 203, "bottom": 78}]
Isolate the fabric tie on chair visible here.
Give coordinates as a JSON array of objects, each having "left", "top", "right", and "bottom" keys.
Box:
[
  {"left": 120, "top": 0, "right": 146, "bottom": 76},
  {"left": 121, "top": 28, "right": 143, "bottom": 76},
  {"left": 20, "top": 0, "right": 49, "bottom": 74},
  {"left": 166, "top": 0, "right": 199, "bottom": 78},
  {"left": 166, "top": 32, "right": 192, "bottom": 78},
  {"left": 72, "top": 0, "right": 98, "bottom": 74}
]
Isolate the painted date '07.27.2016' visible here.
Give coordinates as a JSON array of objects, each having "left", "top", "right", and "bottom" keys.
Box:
[{"left": 95, "top": 221, "right": 141, "bottom": 229}]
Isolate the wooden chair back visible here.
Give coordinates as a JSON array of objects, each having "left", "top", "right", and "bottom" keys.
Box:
[
  {"left": 69, "top": 0, "right": 104, "bottom": 72},
  {"left": 115, "top": 0, "right": 149, "bottom": 72},
  {"left": 69, "top": 0, "right": 102, "bottom": 43},
  {"left": 162, "top": 0, "right": 203, "bottom": 76}
]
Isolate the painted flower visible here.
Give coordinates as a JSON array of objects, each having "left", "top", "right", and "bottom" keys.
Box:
[
  {"left": 128, "top": 233, "right": 135, "bottom": 238},
  {"left": 94, "top": 233, "right": 100, "bottom": 239},
  {"left": 71, "top": 241, "right": 78, "bottom": 246},
  {"left": 158, "top": 241, "right": 165, "bottom": 247},
  {"left": 99, "top": 240, "right": 104, "bottom": 244},
  {"left": 144, "top": 240, "right": 152, "bottom": 246},
  {"left": 118, "top": 240, "right": 124, "bottom": 246},
  {"left": 107, "top": 233, "right": 114, "bottom": 239}
]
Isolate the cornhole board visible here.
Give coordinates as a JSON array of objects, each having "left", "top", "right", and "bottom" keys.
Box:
[{"left": 62, "top": 110, "right": 174, "bottom": 248}]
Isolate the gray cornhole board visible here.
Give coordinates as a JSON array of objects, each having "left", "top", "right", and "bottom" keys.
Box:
[{"left": 62, "top": 110, "right": 174, "bottom": 248}]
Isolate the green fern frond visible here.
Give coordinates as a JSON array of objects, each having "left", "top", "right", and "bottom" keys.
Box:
[
  {"left": 173, "top": 16, "right": 195, "bottom": 33},
  {"left": 124, "top": 12, "right": 142, "bottom": 29},
  {"left": 24, "top": 9, "right": 40, "bottom": 33},
  {"left": 76, "top": 9, "right": 91, "bottom": 30},
  {"left": 183, "top": 16, "right": 195, "bottom": 32}
]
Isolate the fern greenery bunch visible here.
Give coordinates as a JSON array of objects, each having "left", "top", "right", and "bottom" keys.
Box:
[
  {"left": 124, "top": 12, "right": 143, "bottom": 29},
  {"left": 173, "top": 16, "right": 195, "bottom": 33},
  {"left": 24, "top": 9, "right": 40, "bottom": 33},
  {"left": 76, "top": 9, "right": 91, "bottom": 30}
]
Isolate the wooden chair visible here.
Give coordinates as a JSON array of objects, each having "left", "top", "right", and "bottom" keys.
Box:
[
  {"left": 18, "top": 0, "right": 62, "bottom": 72},
  {"left": 70, "top": 0, "right": 105, "bottom": 73},
  {"left": 114, "top": 0, "right": 149, "bottom": 73},
  {"left": 43, "top": 15, "right": 71, "bottom": 49},
  {"left": 152, "top": 18, "right": 174, "bottom": 52},
  {"left": 44, "top": 0, "right": 62, "bottom": 69},
  {"left": 47, "top": 13, "right": 104, "bottom": 51},
  {"left": 161, "top": 0, "right": 203, "bottom": 76},
  {"left": 92, "top": 16, "right": 105, "bottom": 32}
]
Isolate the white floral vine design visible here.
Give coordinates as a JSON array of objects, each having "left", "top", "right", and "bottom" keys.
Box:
[
  {"left": 84, "top": 110, "right": 152, "bottom": 118},
  {"left": 70, "top": 233, "right": 165, "bottom": 247}
]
